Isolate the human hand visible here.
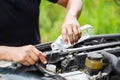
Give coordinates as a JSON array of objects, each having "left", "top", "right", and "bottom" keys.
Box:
[
  {"left": 61, "top": 16, "right": 81, "bottom": 44},
  {"left": 8, "top": 45, "right": 47, "bottom": 66}
]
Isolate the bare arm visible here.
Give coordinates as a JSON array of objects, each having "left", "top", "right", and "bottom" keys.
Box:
[
  {"left": 57, "top": 0, "right": 82, "bottom": 18},
  {"left": 57, "top": 0, "right": 82, "bottom": 44},
  {"left": 0, "top": 45, "right": 47, "bottom": 66}
]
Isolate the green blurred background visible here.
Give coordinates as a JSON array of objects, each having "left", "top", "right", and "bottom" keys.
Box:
[{"left": 39, "top": 0, "right": 120, "bottom": 43}]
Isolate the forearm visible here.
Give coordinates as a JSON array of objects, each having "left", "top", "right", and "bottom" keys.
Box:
[
  {"left": 57, "top": 0, "right": 82, "bottom": 19},
  {"left": 0, "top": 46, "right": 11, "bottom": 60},
  {"left": 66, "top": 0, "right": 82, "bottom": 19}
]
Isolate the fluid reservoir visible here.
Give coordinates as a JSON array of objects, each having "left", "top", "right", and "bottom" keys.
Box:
[{"left": 85, "top": 52, "right": 103, "bottom": 75}]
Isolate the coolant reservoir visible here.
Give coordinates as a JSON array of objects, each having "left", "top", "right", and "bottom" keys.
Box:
[
  {"left": 85, "top": 52, "right": 103, "bottom": 75},
  {"left": 46, "top": 64, "right": 56, "bottom": 72}
]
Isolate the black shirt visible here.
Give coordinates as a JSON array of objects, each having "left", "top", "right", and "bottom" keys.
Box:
[{"left": 0, "top": 0, "right": 57, "bottom": 46}]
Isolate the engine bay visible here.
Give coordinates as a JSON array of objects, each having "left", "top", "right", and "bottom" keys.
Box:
[{"left": 0, "top": 34, "right": 120, "bottom": 80}]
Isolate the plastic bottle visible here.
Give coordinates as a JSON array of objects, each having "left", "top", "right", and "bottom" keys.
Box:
[{"left": 51, "top": 24, "right": 94, "bottom": 50}]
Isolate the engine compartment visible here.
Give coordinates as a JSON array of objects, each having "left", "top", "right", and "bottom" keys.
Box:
[{"left": 0, "top": 34, "right": 120, "bottom": 80}]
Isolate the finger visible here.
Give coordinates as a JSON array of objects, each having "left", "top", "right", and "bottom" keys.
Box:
[
  {"left": 72, "top": 26, "right": 79, "bottom": 42},
  {"left": 77, "top": 25, "right": 82, "bottom": 39},
  {"left": 62, "top": 27, "right": 68, "bottom": 44},
  {"left": 31, "top": 47, "right": 47, "bottom": 64},
  {"left": 67, "top": 25, "right": 74, "bottom": 44},
  {"left": 26, "top": 55, "right": 36, "bottom": 65},
  {"left": 72, "top": 25, "right": 81, "bottom": 42},
  {"left": 75, "top": 21, "right": 81, "bottom": 39},
  {"left": 29, "top": 50, "right": 39, "bottom": 62},
  {"left": 24, "top": 46, "right": 38, "bottom": 65},
  {"left": 31, "top": 46, "right": 46, "bottom": 57},
  {"left": 22, "top": 61, "right": 30, "bottom": 66},
  {"left": 39, "top": 52, "right": 47, "bottom": 64},
  {"left": 73, "top": 19, "right": 82, "bottom": 40}
]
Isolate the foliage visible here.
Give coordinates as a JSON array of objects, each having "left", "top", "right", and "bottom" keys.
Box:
[{"left": 40, "top": 0, "right": 120, "bottom": 43}]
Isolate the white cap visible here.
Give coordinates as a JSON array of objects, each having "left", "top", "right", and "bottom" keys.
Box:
[{"left": 46, "top": 64, "right": 56, "bottom": 72}]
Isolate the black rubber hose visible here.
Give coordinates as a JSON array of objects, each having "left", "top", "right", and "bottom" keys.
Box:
[{"left": 102, "top": 52, "right": 120, "bottom": 75}]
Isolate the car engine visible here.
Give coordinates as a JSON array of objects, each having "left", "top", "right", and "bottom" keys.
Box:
[{"left": 0, "top": 34, "right": 120, "bottom": 80}]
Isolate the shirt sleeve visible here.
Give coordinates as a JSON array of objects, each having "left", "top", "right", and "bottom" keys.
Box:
[{"left": 48, "top": 0, "right": 58, "bottom": 3}]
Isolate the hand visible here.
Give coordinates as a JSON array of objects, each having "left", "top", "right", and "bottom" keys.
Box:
[
  {"left": 8, "top": 45, "right": 47, "bottom": 66},
  {"left": 61, "top": 16, "right": 81, "bottom": 44}
]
